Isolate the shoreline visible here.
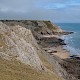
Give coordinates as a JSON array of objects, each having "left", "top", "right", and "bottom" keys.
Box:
[
  {"left": 38, "top": 33, "right": 80, "bottom": 79},
  {"left": 43, "top": 46, "right": 71, "bottom": 59},
  {"left": 42, "top": 31, "right": 80, "bottom": 79},
  {"left": 36, "top": 32, "right": 72, "bottom": 59}
]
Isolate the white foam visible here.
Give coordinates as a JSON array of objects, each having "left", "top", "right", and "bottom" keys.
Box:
[
  {"left": 70, "top": 37, "right": 73, "bottom": 38},
  {"left": 64, "top": 45, "right": 80, "bottom": 55}
]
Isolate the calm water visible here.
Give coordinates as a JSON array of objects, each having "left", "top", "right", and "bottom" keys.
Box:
[{"left": 55, "top": 23, "right": 80, "bottom": 55}]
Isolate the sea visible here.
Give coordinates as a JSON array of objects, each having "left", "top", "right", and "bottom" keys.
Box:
[{"left": 55, "top": 23, "right": 80, "bottom": 56}]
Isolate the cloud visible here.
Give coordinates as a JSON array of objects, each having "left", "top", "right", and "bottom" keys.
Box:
[{"left": 0, "top": 0, "right": 80, "bottom": 22}]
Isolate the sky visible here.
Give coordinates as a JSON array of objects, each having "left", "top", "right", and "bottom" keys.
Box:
[{"left": 0, "top": 0, "right": 80, "bottom": 23}]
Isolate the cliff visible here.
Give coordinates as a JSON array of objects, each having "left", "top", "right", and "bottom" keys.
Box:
[
  {"left": 0, "top": 20, "right": 79, "bottom": 80},
  {"left": 0, "top": 20, "right": 64, "bottom": 80}
]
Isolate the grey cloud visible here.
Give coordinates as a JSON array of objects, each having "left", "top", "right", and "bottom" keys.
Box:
[{"left": 0, "top": 0, "right": 80, "bottom": 23}]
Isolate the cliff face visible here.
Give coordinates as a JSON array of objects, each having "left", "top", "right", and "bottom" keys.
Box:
[
  {"left": 0, "top": 20, "right": 64, "bottom": 80},
  {"left": 0, "top": 21, "right": 44, "bottom": 70},
  {"left": 0, "top": 20, "right": 78, "bottom": 80}
]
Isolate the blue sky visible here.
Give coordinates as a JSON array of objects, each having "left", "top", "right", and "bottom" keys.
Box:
[{"left": 0, "top": 0, "right": 80, "bottom": 23}]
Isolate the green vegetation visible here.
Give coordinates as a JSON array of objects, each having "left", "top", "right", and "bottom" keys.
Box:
[{"left": 44, "top": 21, "right": 58, "bottom": 30}]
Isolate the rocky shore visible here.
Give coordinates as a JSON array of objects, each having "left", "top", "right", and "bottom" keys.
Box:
[
  {"left": 36, "top": 32, "right": 80, "bottom": 80},
  {"left": 30, "top": 21, "right": 80, "bottom": 80},
  {"left": 35, "top": 34, "right": 70, "bottom": 59}
]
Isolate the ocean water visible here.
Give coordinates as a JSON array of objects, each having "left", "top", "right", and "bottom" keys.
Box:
[{"left": 55, "top": 23, "right": 80, "bottom": 55}]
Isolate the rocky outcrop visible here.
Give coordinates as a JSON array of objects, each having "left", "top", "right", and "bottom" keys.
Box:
[
  {"left": 60, "top": 57, "right": 80, "bottom": 80},
  {"left": 0, "top": 21, "right": 44, "bottom": 70}
]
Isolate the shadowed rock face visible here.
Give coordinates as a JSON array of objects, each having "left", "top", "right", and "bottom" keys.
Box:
[{"left": 59, "top": 57, "right": 80, "bottom": 80}]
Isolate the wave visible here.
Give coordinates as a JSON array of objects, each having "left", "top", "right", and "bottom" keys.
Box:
[{"left": 64, "top": 45, "right": 80, "bottom": 56}]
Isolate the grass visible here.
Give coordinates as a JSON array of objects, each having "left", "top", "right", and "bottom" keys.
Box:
[
  {"left": 38, "top": 51, "right": 55, "bottom": 71},
  {"left": 0, "top": 57, "right": 62, "bottom": 80},
  {"left": 44, "top": 21, "right": 59, "bottom": 30},
  {"left": 0, "top": 24, "right": 63, "bottom": 80},
  {"left": 0, "top": 34, "right": 7, "bottom": 49},
  {"left": 37, "top": 51, "right": 64, "bottom": 80},
  {"left": 34, "top": 21, "right": 58, "bottom": 32}
]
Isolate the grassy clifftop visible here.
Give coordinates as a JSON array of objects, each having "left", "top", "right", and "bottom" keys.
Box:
[{"left": 1, "top": 20, "right": 63, "bottom": 32}]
